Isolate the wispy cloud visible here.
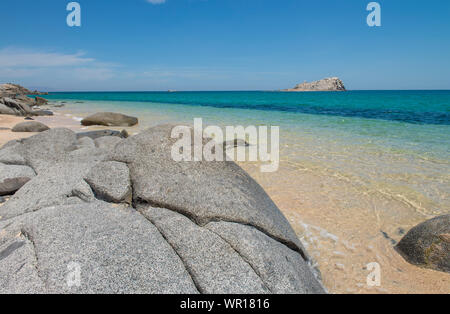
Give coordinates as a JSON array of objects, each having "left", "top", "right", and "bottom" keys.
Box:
[{"left": 0, "top": 47, "right": 118, "bottom": 89}]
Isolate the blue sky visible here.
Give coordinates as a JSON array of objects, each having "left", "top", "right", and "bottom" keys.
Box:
[{"left": 0, "top": 0, "right": 449, "bottom": 91}]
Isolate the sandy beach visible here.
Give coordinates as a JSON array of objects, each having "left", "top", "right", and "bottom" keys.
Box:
[
  {"left": 241, "top": 162, "right": 450, "bottom": 294},
  {"left": 1, "top": 106, "right": 448, "bottom": 294}
]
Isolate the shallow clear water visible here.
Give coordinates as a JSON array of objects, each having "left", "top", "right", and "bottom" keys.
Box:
[
  {"left": 44, "top": 90, "right": 450, "bottom": 216},
  {"left": 39, "top": 90, "right": 450, "bottom": 292}
]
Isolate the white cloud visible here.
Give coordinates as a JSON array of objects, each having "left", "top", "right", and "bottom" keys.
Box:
[
  {"left": 0, "top": 48, "right": 94, "bottom": 67},
  {"left": 0, "top": 47, "right": 119, "bottom": 89}
]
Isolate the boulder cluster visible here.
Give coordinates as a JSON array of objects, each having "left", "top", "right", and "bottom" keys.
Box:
[{"left": 0, "top": 83, "right": 52, "bottom": 117}]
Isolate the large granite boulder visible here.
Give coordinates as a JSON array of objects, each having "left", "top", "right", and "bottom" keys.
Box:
[
  {"left": 0, "top": 97, "right": 53, "bottom": 117},
  {"left": 396, "top": 215, "right": 450, "bottom": 273},
  {"left": 12, "top": 121, "right": 50, "bottom": 133},
  {"left": 81, "top": 112, "right": 138, "bottom": 127},
  {"left": 0, "top": 126, "right": 325, "bottom": 294}
]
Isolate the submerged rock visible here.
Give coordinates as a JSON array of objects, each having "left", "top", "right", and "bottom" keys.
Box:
[
  {"left": 396, "top": 215, "right": 450, "bottom": 273},
  {"left": 12, "top": 121, "right": 50, "bottom": 133},
  {"left": 0, "top": 125, "right": 325, "bottom": 294},
  {"left": 223, "top": 139, "right": 250, "bottom": 149},
  {"left": 81, "top": 112, "right": 138, "bottom": 127}
]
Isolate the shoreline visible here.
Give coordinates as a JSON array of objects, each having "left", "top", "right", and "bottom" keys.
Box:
[{"left": 1, "top": 104, "right": 449, "bottom": 294}]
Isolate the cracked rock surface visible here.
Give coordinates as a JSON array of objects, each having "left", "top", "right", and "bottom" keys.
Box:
[{"left": 0, "top": 126, "right": 325, "bottom": 294}]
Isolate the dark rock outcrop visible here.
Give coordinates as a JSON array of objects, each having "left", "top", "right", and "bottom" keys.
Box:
[
  {"left": 0, "top": 126, "right": 325, "bottom": 294},
  {"left": 283, "top": 77, "right": 346, "bottom": 92},
  {"left": 12, "top": 121, "right": 50, "bottom": 133},
  {"left": 396, "top": 215, "right": 450, "bottom": 273},
  {"left": 0, "top": 97, "right": 52, "bottom": 117},
  {"left": 0, "top": 83, "right": 41, "bottom": 98},
  {"left": 81, "top": 112, "right": 138, "bottom": 127},
  {"left": 0, "top": 84, "right": 51, "bottom": 116}
]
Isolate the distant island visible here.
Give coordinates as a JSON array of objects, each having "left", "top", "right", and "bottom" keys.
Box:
[{"left": 282, "top": 77, "right": 346, "bottom": 92}]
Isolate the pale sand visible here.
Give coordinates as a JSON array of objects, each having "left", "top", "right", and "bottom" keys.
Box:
[
  {"left": 1, "top": 112, "right": 448, "bottom": 294},
  {"left": 0, "top": 113, "right": 83, "bottom": 146},
  {"left": 0, "top": 112, "right": 140, "bottom": 146}
]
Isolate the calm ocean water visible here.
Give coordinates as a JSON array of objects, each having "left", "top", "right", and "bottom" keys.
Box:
[{"left": 44, "top": 90, "right": 450, "bottom": 216}]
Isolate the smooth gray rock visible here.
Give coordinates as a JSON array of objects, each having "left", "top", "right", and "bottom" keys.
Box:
[
  {"left": 19, "top": 128, "right": 78, "bottom": 172},
  {"left": 31, "top": 110, "right": 53, "bottom": 116},
  {"left": 111, "top": 124, "right": 306, "bottom": 255},
  {"left": 396, "top": 215, "right": 450, "bottom": 273},
  {"left": 94, "top": 136, "right": 123, "bottom": 150},
  {"left": 0, "top": 202, "right": 198, "bottom": 294},
  {"left": 0, "top": 163, "right": 36, "bottom": 196},
  {"left": 85, "top": 161, "right": 131, "bottom": 203},
  {"left": 206, "top": 221, "right": 325, "bottom": 294},
  {"left": 2, "top": 97, "right": 31, "bottom": 115},
  {"left": 76, "top": 129, "right": 129, "bottom": 140},
  {"left": 140, "top": 206, "right": 269, "bottom": 294},
  {"left": 0, "top": 144, "right": 27, "bottom": 166},
  {"left": 12, "top": 121, "right": 50, "bottom": 133},
  {"left": 0, "top": 103, "right": 18, "bottom": 115},
  {"left": 0, "top": 163, "right": 91, "bottom": 219},
  {"left": 81, "top": 112, "right": 138, "bottom": 127}
]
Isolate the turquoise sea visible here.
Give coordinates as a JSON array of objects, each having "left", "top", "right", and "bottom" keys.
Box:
[{"left": 43, "top": 90, "right": 449, "bottom": 217}]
